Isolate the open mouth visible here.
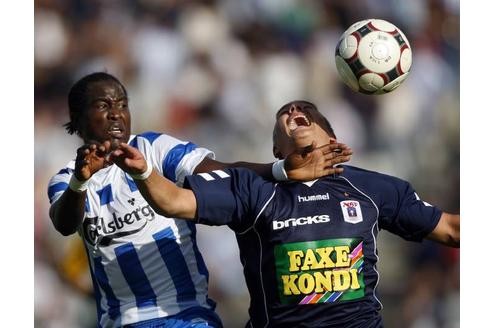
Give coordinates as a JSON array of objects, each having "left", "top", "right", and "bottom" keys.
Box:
[
  {"left": 108, "top": 125, "right": 125, "bottom": 138},
  {"left": 288, "top": 113, "right": 311, "bottom": 133}
]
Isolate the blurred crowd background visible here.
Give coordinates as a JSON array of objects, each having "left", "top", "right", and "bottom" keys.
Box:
[{"left": 34, "top": 0, "right": 459, "bottom": 327}]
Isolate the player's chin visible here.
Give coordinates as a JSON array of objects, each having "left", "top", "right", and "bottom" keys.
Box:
[
  {"left": 109, "top": 138, "right": 125, "bottom": 151},
  {"left": 290, "top": 130, "right": 313, "bottom": 144}
]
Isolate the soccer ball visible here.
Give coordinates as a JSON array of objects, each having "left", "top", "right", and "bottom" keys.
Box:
[{"left": 335, "top": 19, "right": 412, "bottom": 95}]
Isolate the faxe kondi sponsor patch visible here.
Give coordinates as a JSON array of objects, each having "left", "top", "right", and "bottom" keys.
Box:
[{"left": 274, "top": 238, "right": 365, "bottom": 305}]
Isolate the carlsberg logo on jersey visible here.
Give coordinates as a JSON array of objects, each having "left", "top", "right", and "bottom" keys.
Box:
[
  {"left": 83, "top": 205, "right": 156, "bottom": 246},
  {"left": 273, "top": 215, "right": 330, "bottom": 230},
  {"left": 274, "top": 238, "right": 365, "bottom": 305}
]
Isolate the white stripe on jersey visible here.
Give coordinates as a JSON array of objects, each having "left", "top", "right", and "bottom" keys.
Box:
[
  {"left": 197, "top": 170, "right": 230, "bottom": 181},
  {"left": 212, "top": 170, "right": 230, "bottom": 178},
  {"left": 414, "top": 192, "right": 433, "bottom": 207},
  {"left": 198, "top": 173, "right": 215, "bottom": 181},
  {"left": 48, "top": 133, "right": 215, "bottom": 327}
]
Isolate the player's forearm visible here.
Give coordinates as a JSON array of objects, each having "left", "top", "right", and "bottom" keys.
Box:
[
  {"left": 426, "top": 213, "right": 460, "bottom": 247},
  {"left": 134, "top": 169, "right": 197, "bottom": 220},
  {"left": 443, "top": 213, "right": 460, "bottom": 247},
  {"left": 49, "top": 189, "right": 86, "bottom": 236}
]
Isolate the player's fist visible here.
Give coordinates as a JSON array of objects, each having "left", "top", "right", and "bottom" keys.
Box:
[
  {"left": 74, "top": 141, "right": 110, "bottom": 181},
  {"left": 109, "top": 143, "right": 148, "bottom": 176}
]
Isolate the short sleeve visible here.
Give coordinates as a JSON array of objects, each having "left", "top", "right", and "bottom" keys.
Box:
[
  {"left": 378, "top": 178, "right": 442, "bottom": 242},
  {"left": 47, "top": 164, "right": 74, "bottom": 204},
  {"left": 47, "top": 162, "right": 93, "bottom": 215},
  {"left": 184, "top": 168, "right": 276, "bottom": 232},
  {"left": 131, "top": 132, "right": 214, "bottom": 186}
]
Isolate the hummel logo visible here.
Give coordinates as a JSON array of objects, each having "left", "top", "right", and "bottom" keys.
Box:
[
  {"left": 297, "top": 193, "right": 330, "bottom": 203},
  {"left": 128, "top": 198, "right": 136, "bottom": 205}
]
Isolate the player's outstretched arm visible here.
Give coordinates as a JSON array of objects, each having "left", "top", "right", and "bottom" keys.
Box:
[
  {"left": 50, "top": 142, "right": 109, "bottom": 236},
  {"left": 426, "top": 213, "right": 460, "bottom": 247},
  {"left": 110, "top": 143, "right": 197, "bottom": 220},
  {"left": 194, "top": 141, "right": 352, "bottom": 181}
]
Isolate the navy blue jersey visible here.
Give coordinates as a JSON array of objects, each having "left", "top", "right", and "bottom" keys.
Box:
[{"left": 184, "top": 165, "right": 442, "bottom": 328}]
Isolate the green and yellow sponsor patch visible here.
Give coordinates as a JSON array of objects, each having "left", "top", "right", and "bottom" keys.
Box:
[{"left": 274, "top": 238, "right": 365, "bottom": 305}]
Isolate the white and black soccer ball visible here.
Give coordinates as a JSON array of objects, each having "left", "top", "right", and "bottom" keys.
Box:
[{"left": 335, "top": 19, "right": 412, "bottom": 95}]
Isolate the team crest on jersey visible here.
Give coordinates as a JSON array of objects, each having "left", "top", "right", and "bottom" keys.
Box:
[{"left": 340, "top": 201, "right": 363, "bottom": 224}]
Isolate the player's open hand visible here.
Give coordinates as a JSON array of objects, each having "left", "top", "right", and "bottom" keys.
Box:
[
  {"left": 285, "top": 139, "right": 352, "bottom": 181},
  {"left": 74, "top": 141, "right": 111, "bottom": 181},
  {"left": 109, "top": 143, "right": 148, "bottom": 176}
]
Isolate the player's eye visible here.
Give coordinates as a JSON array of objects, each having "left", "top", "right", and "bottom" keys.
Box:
[{"left": 94, "top": 101, "right": 108, "bottom": 110}]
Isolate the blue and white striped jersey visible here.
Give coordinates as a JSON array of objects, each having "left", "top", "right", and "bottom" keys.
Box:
[{"left": 48, "top": 132, "right": 217, "bottom": 328}]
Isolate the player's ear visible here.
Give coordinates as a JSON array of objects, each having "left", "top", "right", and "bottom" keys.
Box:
[{"left": 272, "top": 124, "right": 283, "bottom": 160}]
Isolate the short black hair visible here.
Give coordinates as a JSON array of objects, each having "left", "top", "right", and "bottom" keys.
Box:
[
  {"left": 273, "top": 100, "right": 336, "bottom": 139},
  {"left": 64, "top": 72, "right": 127, "bottom": 136}
]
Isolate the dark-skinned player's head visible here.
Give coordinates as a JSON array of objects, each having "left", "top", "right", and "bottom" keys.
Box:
[
  {"left": 64, "top": 72, "right": 131, "bottom": 145},
  {"left": 272, "top": 100, "right": 336, "bottom": 160}
]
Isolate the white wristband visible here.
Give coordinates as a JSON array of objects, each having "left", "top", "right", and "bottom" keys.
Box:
[
  {"left": 272, "top": 159, "right": 288, "bottom": 181},
  {"left": 129, "top": 160, "right": 153, "bottom": 180},
  {"left": 69, "top": 174, "right": 89, "bottom": 192}
]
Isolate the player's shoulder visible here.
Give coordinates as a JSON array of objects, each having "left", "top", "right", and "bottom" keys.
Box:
[
  {"left": 200, "top": 167, "right": 262, "bottom": 180},
  {"left": 199, "top": 167, "right": 271, "bottom": 185},
  {"left": 230, "top": 167, "right": 266, "bottom": 179},
  {"left": 132, "top": 131, "right": 190, "bottom": 147},
  {"left": 341, "top": 164, "right": 386, "bottom": 177},
  {"left": 49, "top": 161, "right": 75, "bottom": 180},
  {"left": 134, "top": 131, "right": 162, "bottom": 142},
  {"left": 340, "top": 164, "right": 409, "bottom": 188},
  {"left": 132, "top": 131, "right": 163, "bottom": 145}
]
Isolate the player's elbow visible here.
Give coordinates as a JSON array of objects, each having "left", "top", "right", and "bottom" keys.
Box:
[
  {"left": 59, "top": 227, "right": 77, "bottom": 236},
  {"left": 52, "top": 217, "right": 78, "bottom": 236},
  {"left": 144, "top": 197, "right": 183, "bottom": 220},
  {"left": 154, "top": 190, "right": 197, "bottom": 221},
  {"left": 49, "top": 207, "right": 78, "bottom": 236},
  {"left": 154, "top": 202, "right": 195, "bottom": 221},
  {"left": 150, "top": 204, "right": 172, "bottom": 218}
]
